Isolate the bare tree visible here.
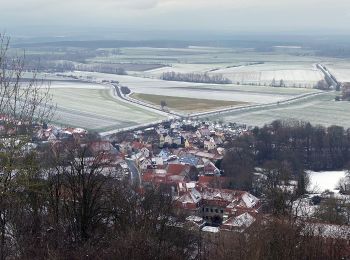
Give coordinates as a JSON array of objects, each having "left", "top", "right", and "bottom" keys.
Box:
[
  {"left": 0, "top": 34, "right": 55, "bottom": 135},
  {"left": 0, "top": 33, "right": 55, "bottom": 259}
]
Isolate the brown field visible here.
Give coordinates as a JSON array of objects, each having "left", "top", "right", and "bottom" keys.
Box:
[{"left": 131, "top": 93, "right": 249, "bottom": 112}]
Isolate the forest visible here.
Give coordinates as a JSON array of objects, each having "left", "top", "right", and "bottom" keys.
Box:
[{"left": 222, "top": 120, "right": 350, "bottom": 191}]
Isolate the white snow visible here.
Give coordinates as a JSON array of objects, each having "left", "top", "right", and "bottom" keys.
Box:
[
  {"left": 226, "top": 213, "right": 256, "bottom": 228},
  {"left": 202, "top": 226, "right": 220, "bottom": 233},
  {"left": 241, "top": 193, "right": 259, "bottom": 208},
  {"left": 307, "top": 170, "right": 347, "bottom": 193}
]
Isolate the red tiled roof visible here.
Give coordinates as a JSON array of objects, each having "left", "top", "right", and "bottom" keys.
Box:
[
  {"left": 198, "top": 176, "right": 230, "bottom": 186},
  {"left": 132, "top": 141, "right": 144, "bottom": 150},
  {"left": 167, "top": 164, "right": 189, "bottom": 176}
]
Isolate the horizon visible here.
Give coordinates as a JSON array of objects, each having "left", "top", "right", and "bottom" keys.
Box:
[{"left": 2, "top": 0, "right": 350, "bottom": 40}]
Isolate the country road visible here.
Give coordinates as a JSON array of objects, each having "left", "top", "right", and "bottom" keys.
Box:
[{"left": 316, "top": 63, "right": 341, "bottom": 89}]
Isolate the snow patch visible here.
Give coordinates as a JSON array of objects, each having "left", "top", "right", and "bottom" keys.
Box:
[{"left": 307, "top": 170, "right": 347, "bottom": 193}]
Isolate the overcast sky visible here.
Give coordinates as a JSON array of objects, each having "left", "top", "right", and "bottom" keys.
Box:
[{"left": 1, "top": 0, "right": 350, "bottom": 38}]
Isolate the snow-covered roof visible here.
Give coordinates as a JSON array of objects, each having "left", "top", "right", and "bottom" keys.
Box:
[
  {"left": 202, "top": 226, "right": 219, "bottom": 233},
  {"left": 241, "top": 193, "right": 259, "bottom": 208},
  {"left": 73, "top": 128, "right": 87, "bottom": 134},
  {"left": 223, "top": 213, "right": 256, "bottom": 230},
  {"left": 186, "top": 216, "right": 203, "bottom": 223},
  {"left": 186, "top": 182, "right": 196, "bottom": 189},
  {"left": 155, "top": 169, "right": 167, "bottom": 175},
  {"left": 190, "top": 189, "right": 202, "bottom": 203}
]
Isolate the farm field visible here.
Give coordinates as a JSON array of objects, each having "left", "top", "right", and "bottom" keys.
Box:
[
  {"left": 326, "top": 61, "right": 350, "bottom": 82},
  {"left": 130, "top": 93, "right": 248, "bottom": 113},
  {"left": 142, "top": 62, "right": 325, "bottom": 88},
  {"left": 47, "top": 82, "right": 166, "bottom": 132},
  {"left": 87, "top": 46, "right": 336, "bottom": 88},
  {"left": 63, "top": 71, "right": 320, "bottom": 104},
  {"left": 37, "top": 45, "right": 350, "bottom": 132},
  {"left": 91, "top": 46, "right": 325, "bottom": 65},
  {"left": 210, "top": 92, "right": 350, "bottom": 128},
  {"left": 209, "top": 63, "right": 324, "bottom": 88}
]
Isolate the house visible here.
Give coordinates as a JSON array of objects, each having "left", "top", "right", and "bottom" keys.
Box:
[
  {"left": 202, "top": 160, "right": 220, "bottom": 176},
  {"left": 184, "top": 139, "right": 191, "bottom": 148},
  {"left": 201, "top": 189, "right": 260, "bottom": 225},
  {"left": 185, "top": 216, "right": 205, "bottom": 229},
  {"left": 115, "top": 161, "right": 131, "bottom": 180},
  {"left": 62, "top": 128, "right": 87, "bottom": 141},
  {"left": 48, "top": 133, "right": 57, "bottom": 142},
  {"left": 167, "top": 163, "right": 191, "bottom": 176},
  {"left": 171, "top": 121, "right": 181, "bottom": 129},
  {"left": 164, "top": 135, "right": 173, "bottom": 145},
  {"left": 58, "top": 130, "right": 73, "bottom": 140},
  {"left": 118, "top": 142, "right": 132, "bottom": 154},
  {"left": 136, "top": 157, "right": 153, "bottom": 171},
  {"left": 131, "top": 141, "right": 144, "bottom": 151},
  {"left": 176, "top": 187, "right": 260, "bottom": 226},
  {"left": 179, "top": 154, "right": 204, "bottom": 168},
  {"left": 217, "top": 147, "right": 225, "bottom": 155},
  {"left": 89, "top": 141, "right": 115, "bottom": 154},
  {"left": 221, "top": 212, "right": 256, "bottom": 232},
  {"left": 188, "top": 150, "right": 223, "bottom": 161},
  {"left": 140, "top": 147, "right": 150, "bottom": 158},
  {"left": 152, "top": 157, "right": 164, "bottom": 167},
  {"left": 199, "top": 128, "right": 211, "bottom": 137},
  {"left": 172, "top": 136, "right": 182, "bottom": 146},
  {"left": 175, "top": 188, "right": 202, "bottom": 214},
  {"left": 204, "top": 137, "right": 217, "bottom": 151},
  {"left": 158, "top": 149, "right": 172, "bottom": 161}
]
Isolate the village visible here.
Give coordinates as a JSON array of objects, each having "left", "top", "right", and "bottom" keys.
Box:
[
  {"left": 4, "top": 116, "right": 264, "bottom": 234},
  {"left": 3, "top": 113, "right": 350, "bottom": 244}
]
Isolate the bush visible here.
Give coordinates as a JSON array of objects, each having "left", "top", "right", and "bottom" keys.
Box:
[{"left": 120, "top": 86, "right": 131, "bottom": 95}]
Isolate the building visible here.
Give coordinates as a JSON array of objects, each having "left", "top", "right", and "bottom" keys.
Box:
[{"left": 175, "top": 186, "right": 260, "bottom": 226}]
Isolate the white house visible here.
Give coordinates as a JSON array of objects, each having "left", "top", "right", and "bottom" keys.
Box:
[
  {"left": 204, "top": 137, "right": 216, "bottom": 151},
  {"left": 140, "top": 147, "right": 150, "bottom": 158}
]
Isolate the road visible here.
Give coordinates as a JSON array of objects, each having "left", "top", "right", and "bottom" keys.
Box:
[
  {"left": 126, "top": 159, "right": 141, "bottom": 187},
  {"left": 111, "top": 84, "right": 182, "bottom": 118},
  {"left": 316, "top": 63, "right": 341, "bottom": 89}
]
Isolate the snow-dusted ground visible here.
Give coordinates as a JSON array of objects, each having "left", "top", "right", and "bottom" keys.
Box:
[
  {"left": 49, "top": 81, "right": 107, "bottom": 89},
  {"left": 210, "top": 64, "right": 323, "bottom": 88},
  {"left": 60, "top": 71, "right": 317, "bottom": 104},
  {"left": 307, "top": 170, "right": 347, "bottom": 193}
]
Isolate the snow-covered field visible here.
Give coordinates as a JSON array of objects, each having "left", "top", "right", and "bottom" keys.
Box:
[
  {"left": 209, "top": 63, "right": 323, "bottom": 88},
  {"left": 331, "top": 69, "right": 350, "bottom": 82},
  {"left": 139, "top": 62, "right": 324, "bottom": 88},
  {"left": 62, "top": 71, "right": 318, "bottom": 104},
  {"left": 49, "top": 81, "right": 107, "bottom": 89},
  {"left": 47, "top": 81, "right": 165, "bottom": 132},
  {"left": 215, "top": 92, "right": 350, "bottom": 128},
  {"left": 141, "top": 63, "right": 221, "bottom": 77},
  {"left": 327, "top": 62, "right": 350, "bottom": 82},
  {"left": 307, "top": 170, "right": 347, "bottom": 193}
]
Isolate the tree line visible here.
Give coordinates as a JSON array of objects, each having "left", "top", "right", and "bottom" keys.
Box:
[{"left": 161, "top": 71, "right": 232, "bottom": 84}]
